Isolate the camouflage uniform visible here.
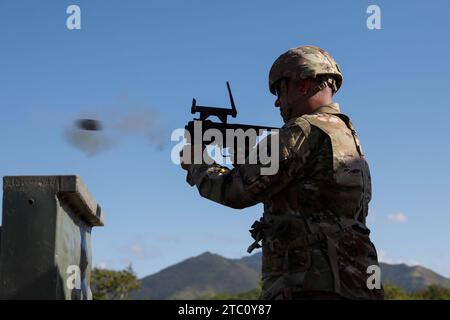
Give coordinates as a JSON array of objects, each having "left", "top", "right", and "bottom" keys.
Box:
[{"left": 184, "top": 46, "right": 384, "bottom": 300}]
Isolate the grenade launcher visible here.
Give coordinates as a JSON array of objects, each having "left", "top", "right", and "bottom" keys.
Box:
[{"left": 185, "top": 82, "right": 278, "bottom": 161}]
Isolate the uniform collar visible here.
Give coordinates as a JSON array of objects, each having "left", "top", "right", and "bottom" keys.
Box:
[
  {"left": 314, "top": 103, "right": 340, "bottom": 114},
  {"left": 283, "top": 103, "right": 341, "bottom": 127}
]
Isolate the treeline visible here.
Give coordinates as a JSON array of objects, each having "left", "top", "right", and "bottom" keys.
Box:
[
  {"left": 210, "top": 284, "right": 450, "bottom": 300},
  {"left": 383, "top": 283, "right": 450, "bottom": 300}
]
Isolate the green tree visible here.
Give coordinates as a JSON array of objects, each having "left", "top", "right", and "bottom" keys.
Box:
[
  {"left": 91, "top": 265, "right": 140, "bottom": 300},
  {"left": 383, "top": 283, "right": 415, "bottom": 300},
  {"left": 412, "top": 285, "right": 450, "bottom": 300}
]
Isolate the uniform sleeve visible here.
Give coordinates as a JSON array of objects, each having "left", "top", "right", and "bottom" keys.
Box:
[{"left": 185, "top": 119, "right": 312, "bottom": 209}]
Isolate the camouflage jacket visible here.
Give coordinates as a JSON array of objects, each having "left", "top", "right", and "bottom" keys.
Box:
[{"left": 185, "top": 103, "right": 384, "bottom": 300}]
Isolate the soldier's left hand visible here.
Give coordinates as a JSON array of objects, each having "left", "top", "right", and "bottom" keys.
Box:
[{"left": 180, "top": 144, "right": 206, "bottom": 170}]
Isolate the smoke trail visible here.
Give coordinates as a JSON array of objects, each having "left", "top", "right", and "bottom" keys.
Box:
[{"left": 64, "top": 95, "right": 168, "bottom": 156}]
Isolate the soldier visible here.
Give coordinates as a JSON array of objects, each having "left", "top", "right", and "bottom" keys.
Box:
[{"left": 181, "top": 45, "right": 384, "bottom": 300}]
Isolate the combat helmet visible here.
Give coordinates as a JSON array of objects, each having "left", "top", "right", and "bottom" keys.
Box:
[{"left": 269, "top": 45, "right": 343, "bottom": 96}]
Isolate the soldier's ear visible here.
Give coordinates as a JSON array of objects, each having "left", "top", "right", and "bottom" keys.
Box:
[{"left": 293, "top": 79, "right": 309, "bottom": 95}]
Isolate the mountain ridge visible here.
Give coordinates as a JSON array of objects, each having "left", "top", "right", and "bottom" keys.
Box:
[{"left": 132, "top": 251, "right": 450, "bottom": 299}]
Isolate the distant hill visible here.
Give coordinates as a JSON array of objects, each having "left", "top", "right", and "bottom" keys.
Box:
[
  {"left": 131, "top": 251, "right": 450, "bottom": 299},
  {"left": 380, "top": 262, "right": 450, "bottom": 292},
  {"left": 133, "top": 252, "right": 259, "bottom": 299}
]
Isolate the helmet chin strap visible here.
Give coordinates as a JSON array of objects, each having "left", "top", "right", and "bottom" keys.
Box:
[
  {"left": 304, "top": 79, "right": 331, "bottom": 100},
  {"left": 282, "top": 79, "right": 331, "bottom": 121}
]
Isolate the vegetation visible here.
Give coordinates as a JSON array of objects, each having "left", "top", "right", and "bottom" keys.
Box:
[
  {"left": 383, "top": 283, "right": 414, "bottom": 300},
  {"left": 91, "top": 265, "right": 140, "bottom": 300},
  {"left": 384, "top": 283, "right": 450, "bottom": 300},
  {"left": 208, "top": 283, "right": 450, "bottom": 300},
  {"left": 410, "top": 285, "right": 450, "bottom": 300},
  {"left": 206, "top": 287, "right": 261, "bottom": 300}
]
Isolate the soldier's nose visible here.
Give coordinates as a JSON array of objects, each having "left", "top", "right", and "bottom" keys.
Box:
[{"left": 274, "top": 99, "right": 281, "bottom": 108}]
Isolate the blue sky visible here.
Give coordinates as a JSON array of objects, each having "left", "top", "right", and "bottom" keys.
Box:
[{"left": 1, "top": 0, "right": 449, "bottom": 279}]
